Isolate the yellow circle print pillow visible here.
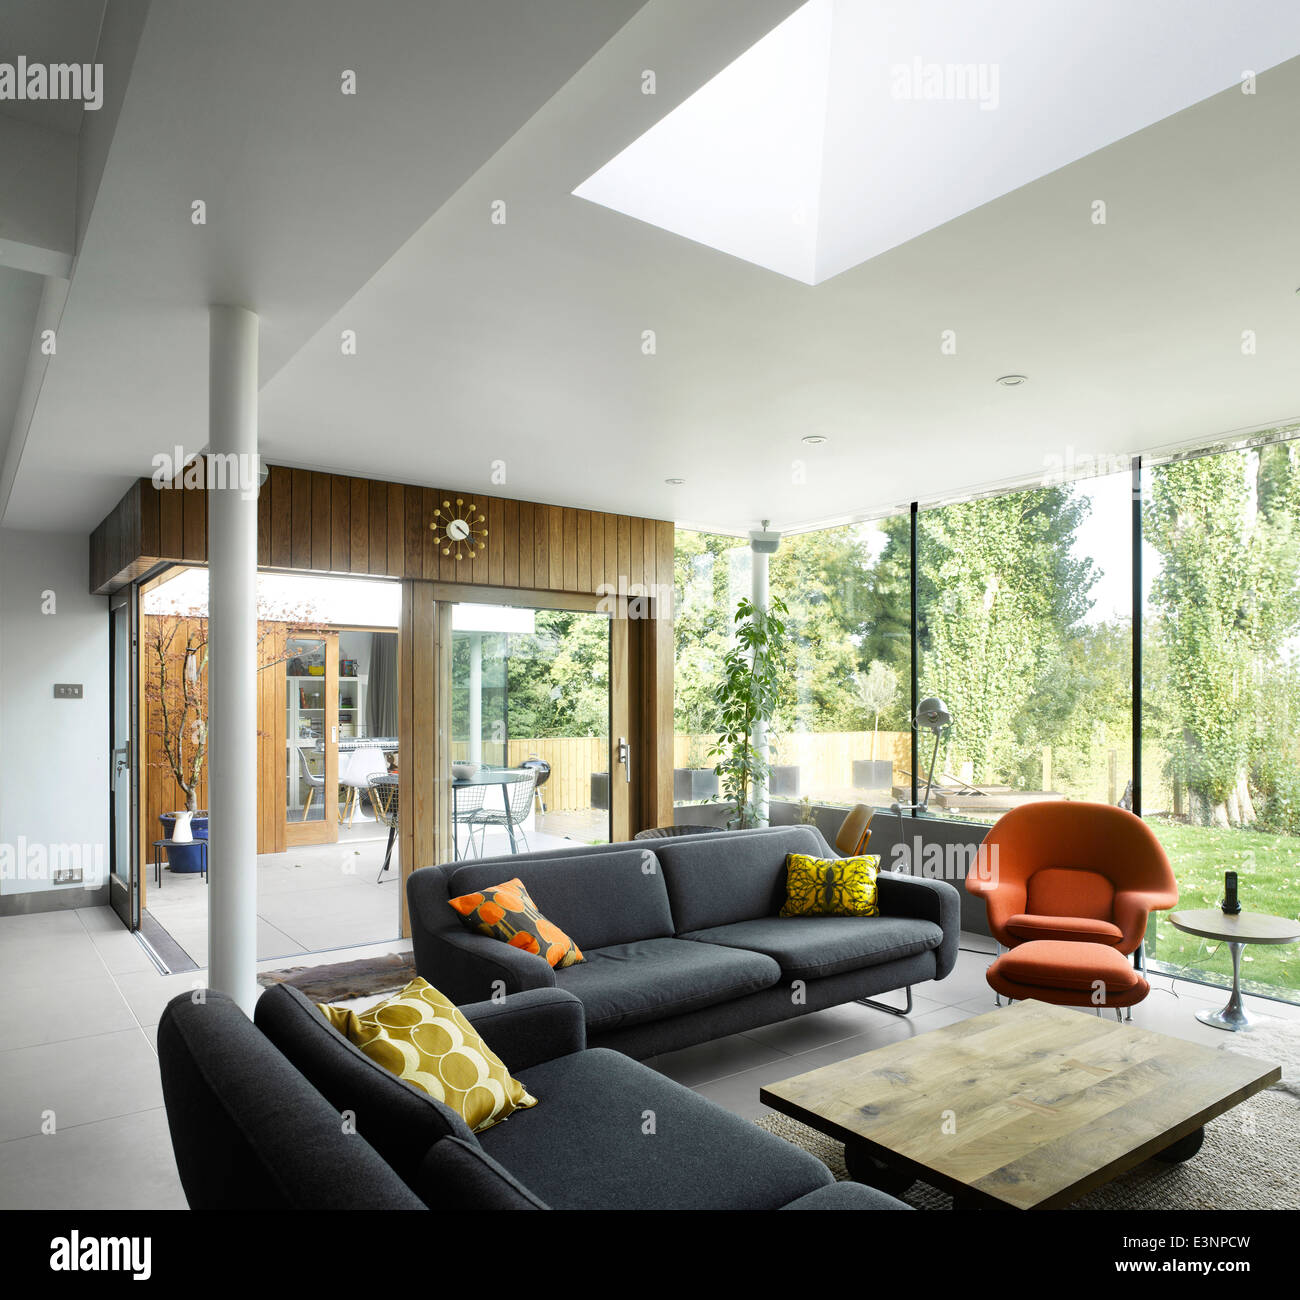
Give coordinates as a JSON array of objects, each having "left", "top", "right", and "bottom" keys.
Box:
[
  {"left": 318, "top": 978, "right": 536, "bottom": 1132},
  {"left": 780, "top": 853, "right": 880, "bottom": 918}
]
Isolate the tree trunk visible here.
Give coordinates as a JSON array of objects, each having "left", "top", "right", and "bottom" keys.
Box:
[{"left": 1233, "top": 772, "right": 1256, "bottom": 825}]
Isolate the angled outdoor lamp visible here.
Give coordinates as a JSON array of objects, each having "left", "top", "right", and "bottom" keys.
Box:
[
  {"left": 890, "top": 697, "right": 954, "bottom": 843},
  {"left": 914, "top": 696, "right": 953, "bottom": 811}
]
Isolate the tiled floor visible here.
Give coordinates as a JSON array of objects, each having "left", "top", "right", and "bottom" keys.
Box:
[{"left": 0, "top": 911, "right": 1295, "bottom": 1210}]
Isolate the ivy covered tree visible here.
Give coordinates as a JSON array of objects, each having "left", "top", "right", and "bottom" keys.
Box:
[
  {"left": 914, "top": 487, "right": 1098, "bottom": 785},
  {"left": 1144, "top": 443, "right": 1300, "bottom": 826}
]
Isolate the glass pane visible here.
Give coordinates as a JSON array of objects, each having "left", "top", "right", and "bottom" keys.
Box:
[
  {"left": 776, "top": 518, "right": 911, "bottom": 813},
  {"left": 286, "top": 636, "right": 327, "bottom": 823},
  {"left": 915, "top": 471, "right": 1133, "bottom": 824},
  {"left": 672, "top": 531, "right": 750, "bottom": 809},
  {"left": 1142, "top": 438, "right": 1300, "bottom": 1004},
  {"left": 450, "top": 605, "right": 611, "bottom": 857}
]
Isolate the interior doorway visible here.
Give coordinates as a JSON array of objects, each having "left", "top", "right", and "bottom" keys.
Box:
[{"left": 133, "top": 567, "right": 403, "bottom": 969}]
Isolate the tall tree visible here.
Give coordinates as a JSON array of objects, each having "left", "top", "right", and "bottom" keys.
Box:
[
  {"left": 1144, "top": 442, "right": 1300, "bottom": 826},
  {"left": 915, "top": 487, "right": 1097, "bottom": 785}
]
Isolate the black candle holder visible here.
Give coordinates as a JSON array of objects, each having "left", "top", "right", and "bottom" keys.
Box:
[{"left": 1221, "top": 870, "right": 1241, "bottom": 916}]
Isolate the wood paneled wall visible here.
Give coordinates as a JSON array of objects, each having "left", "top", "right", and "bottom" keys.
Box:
[{"left": 92, "top": 465, "right": 673, "bottom": 602}]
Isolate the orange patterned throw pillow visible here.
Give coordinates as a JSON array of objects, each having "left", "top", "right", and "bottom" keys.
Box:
[{"left": 449, "top": 877, "right": 584, "bottom": 969}]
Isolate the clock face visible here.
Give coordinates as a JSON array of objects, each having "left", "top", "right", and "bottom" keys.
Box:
[{"left": 431, "top": 497, "right": 489, "bottom": 560}]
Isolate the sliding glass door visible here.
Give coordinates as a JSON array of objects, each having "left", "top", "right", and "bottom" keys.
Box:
[{"left": 449, "top": 602, "right": 613, "bottom": 858}]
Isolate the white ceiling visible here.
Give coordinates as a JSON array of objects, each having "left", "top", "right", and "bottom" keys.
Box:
[{"left": 6, "top": 0, "right": 1300, "bottom": 541}]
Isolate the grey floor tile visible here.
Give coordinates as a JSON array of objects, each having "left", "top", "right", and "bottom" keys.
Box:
[
  {"left": 74, "top": 906, "right": 126, "bottom": 935},
  {"left": 690, "top": 1004, "right": 977, "bottom": 1119},
  {"left": 0, "top": 1029, "right": 164, "bottom": 1142},
  {"left": 0, "top": 977, "right": 137, "bottom": 1051},
  {"left": 0, "top": 1107, "right": 185, "bottom": 1210},
  {"left": 643, "top": 1032, "right": 790, "bottom": 1088},
  {"left": 110, "top": 970, "right": 210, "bottom": 1029}
]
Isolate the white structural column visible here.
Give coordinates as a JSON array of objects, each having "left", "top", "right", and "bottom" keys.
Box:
[
  {"left": 749, "top": 530, "right": 774, "bottom": 826},
  {"left": 467, "top": 632, "right": 483, "bottom": 764},
  {"left": 207, "top": 304, "right": 260, "bottom": 1013}
]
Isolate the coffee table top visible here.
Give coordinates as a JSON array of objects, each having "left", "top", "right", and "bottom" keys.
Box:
[
  {"left": 760, "top": 1001, "right": 1279, "bottom": 1210},
  {"left": 1169, "top": 908, "right": 1300, "bottom": 946}
]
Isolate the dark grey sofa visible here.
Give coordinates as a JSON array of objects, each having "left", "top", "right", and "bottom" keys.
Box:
[
  {"left": 406, "top": 825, "right": 960, "bottom": 1059},
  {"left": 158, "top": 984, "right": 908, "bottom": 1211}
]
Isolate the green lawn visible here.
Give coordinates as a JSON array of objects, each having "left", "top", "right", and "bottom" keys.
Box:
[{"left": 1146, "top": 818, "right": 1300, "bottom": 1005}]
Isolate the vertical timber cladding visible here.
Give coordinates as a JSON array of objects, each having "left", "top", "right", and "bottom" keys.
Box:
[{"left": 90, "top": 469, "right": 677, "bottom": 935}]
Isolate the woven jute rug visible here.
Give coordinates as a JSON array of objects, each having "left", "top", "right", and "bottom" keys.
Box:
[
  {"left": 756, "top": 1016, "right": 1300, "bottom": 1210},
  {"left": 256, "top": 952, "right": 416, "bottom": 1002}
]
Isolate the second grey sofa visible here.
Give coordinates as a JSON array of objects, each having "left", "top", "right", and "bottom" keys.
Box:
[{"left": 406, "top": 825, "right": 960, "bottom": 1060}]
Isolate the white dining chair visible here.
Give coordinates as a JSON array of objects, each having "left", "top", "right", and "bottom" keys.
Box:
[{"left": 338, "top": 746, "right": 388, "bottom": 827}]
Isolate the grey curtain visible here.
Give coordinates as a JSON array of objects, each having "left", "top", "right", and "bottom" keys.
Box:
[{"left": 368, "top": 632, "right": 399, "bottom": 738}]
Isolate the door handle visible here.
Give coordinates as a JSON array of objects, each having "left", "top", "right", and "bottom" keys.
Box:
[{"left": 617, "top": 737, "right": 631, "bottom": 782}]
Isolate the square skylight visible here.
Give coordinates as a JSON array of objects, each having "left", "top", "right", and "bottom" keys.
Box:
[{"left": 574, "top": 0, "right": 1300, "bottom": 284}]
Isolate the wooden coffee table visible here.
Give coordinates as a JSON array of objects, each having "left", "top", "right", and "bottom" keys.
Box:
[
  {"left": 760, "top": 1001, "right": 1279, "bottom": 1210},
  {"left": 1168, "top": 908, "right": 1300, "bottom": 1032}
]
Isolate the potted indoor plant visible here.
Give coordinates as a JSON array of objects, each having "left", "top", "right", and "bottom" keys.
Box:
[{"left": 708, "top": 594, "right": 789, "bottom": 829}]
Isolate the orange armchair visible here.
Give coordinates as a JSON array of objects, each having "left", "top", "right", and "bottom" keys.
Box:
[{"left": 966, "top": 801, "right": 1178, "bottom": 957}]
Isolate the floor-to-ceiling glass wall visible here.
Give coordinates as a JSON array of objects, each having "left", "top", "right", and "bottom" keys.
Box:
[
  {"left": 449, "top": 602, "right": 612, "bottom": 856},
  {"left": 914, "top": 469, "right": 1134, "bottom": 822},
  {"left": 1142, "top": 435, "right": 1300, "bottom": 1004}
]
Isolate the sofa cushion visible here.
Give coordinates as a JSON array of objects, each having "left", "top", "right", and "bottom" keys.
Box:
[
  {"left": 780, "top": 1182, "right": 912, "bottom": 1210},
  {"left": 553, "top": 937, "right": 780, "bottom": 1032},
  {"left": 254, "top": 983, "right": 479, "bottom": 1190},
  {"left": 479, "top": 1047, "right": 833, "bottom": 1210},
  {"left": 1005, "top": 912, "right": 1124, "bottom": 945},
  {"left": 446, "top": 848, "right": 673, "bottom": 952},
  {"left": 656, "top": 825, "right": 830, "bottom": 933},
  {"left": 449, "top": 876, "right": 585, "bottom": 969},
  {"left": 680, "top": 916, "right": 944, "bottom": 980},
  {"left": 415, "top": 1137, "right": 549, "bottom": 1210},
  {"left": 1025, "top": 867, "right": 1115, "bottom": 922},
  {"left": 780, "top": 853, "right": 880, "bottom": 917},
  {"left": 316, "top": 978, "right": 536, "bottom": 1133}
]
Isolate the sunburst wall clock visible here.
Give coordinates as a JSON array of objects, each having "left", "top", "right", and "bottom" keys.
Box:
[{"left": 431, "top": 497, "right": 488, "bottom": 561}]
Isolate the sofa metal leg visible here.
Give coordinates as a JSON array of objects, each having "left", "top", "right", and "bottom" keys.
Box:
[{"left": 857, "top": 986, "right": 913, "bottom": 1017}]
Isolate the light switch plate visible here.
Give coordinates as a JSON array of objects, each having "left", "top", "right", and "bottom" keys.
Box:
[{"left": 53, "top": 683, "right": 83, "bottom": 699}]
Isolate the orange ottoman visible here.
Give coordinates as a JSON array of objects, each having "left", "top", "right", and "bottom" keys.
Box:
[{"left": 987, "top": 939, "right": 1148, "bottom": 1010}]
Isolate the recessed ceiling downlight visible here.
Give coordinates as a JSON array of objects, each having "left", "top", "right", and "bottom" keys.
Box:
[
  {"left": 996, "top": 375, "right": 1029, "bottom": 387},
  {"left": 665, "top": 477, "right": 686, "bottom": 485},
  {"left": 801, "top": 435, "right": 828, "bottom": 445}
]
